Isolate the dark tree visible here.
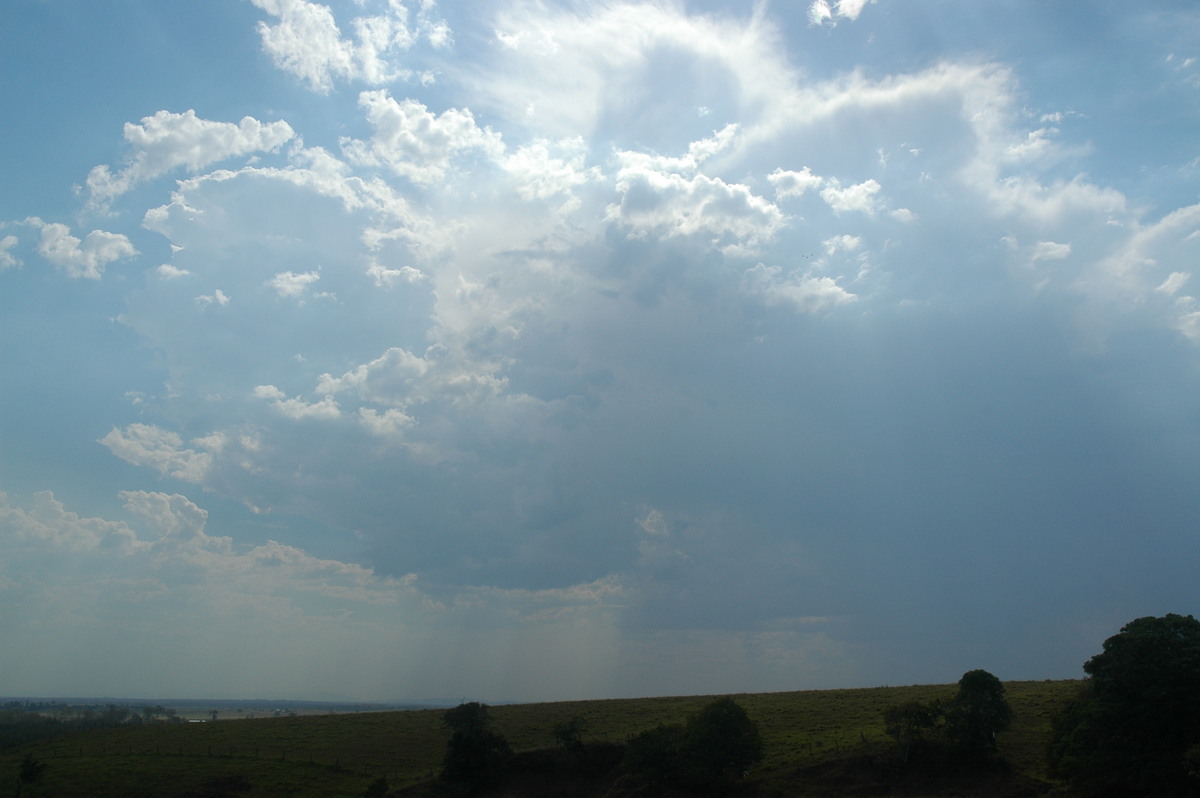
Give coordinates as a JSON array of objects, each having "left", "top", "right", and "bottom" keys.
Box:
[
  {"left": 17, "top": 754, "right": 46, "bottom": 797},
  {"left": 442, "top": 701, "right": 492, "bottom": 735},
  {"left": 944, "top": 669, "right": 1011, "bottom": 756},
  {"left": 682, "top": 697, "right": 763, "bottom": 785},
  {"left": 622, "top": 723, "right": 686, "bottom": 787},
  {"left": 440, "top": 702, "right": 511, "bottom": 793},
  {"left": 883, "top": 699, "right": 943, "bottom": 763},
  {"left": 1048, "top": 613, "right": 1200, "bottom": 797},
  {"left": 622, "top": 698, "right": 762, "bottom": 793},
  {"left": 553, "top": 715, "right": 588, "bottom": 753}
]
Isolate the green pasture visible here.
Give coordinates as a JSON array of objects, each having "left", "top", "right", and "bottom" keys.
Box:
[{"left": 0, "top": 679, "right": 1081, "bottom": 797}]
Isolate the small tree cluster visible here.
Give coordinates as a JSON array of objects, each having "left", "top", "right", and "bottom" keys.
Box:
[
  {"left": 439, "top": 702, "right": 512, "bottom": 794},
  {"left": 622, "top": 697, "right": 762, "bottom": 793},
  {"left": 883, "top": 669, "right": 1011, "bottom": 766}
]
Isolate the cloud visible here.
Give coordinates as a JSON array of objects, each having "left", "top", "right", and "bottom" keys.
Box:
[
  {"left": 1031, "top": 240, "right": 1071, "bottom": 261},
  {"left": 26, "top": 218, "right": 136, "bottom": 279},
  {"left": 253, "top": 385, "right": 342, "bottom": 420},
  {"left": 86, "top": 110, "right": 294, "bottom": 206},
  {"left": 251, "top": 0, "right": 449, "bottom": 93},
  {"left": 0, "top": 235, "right": 20, "bottom": 269},
  {"left": 741, "top": 262, "right": 857, "bottom": 311},
  {"left": 479, "top": 3, "right": 798, "bottom": 144},
  {"left": 607, "top": 132, "right": 784, "bottom": 249},
  {"left": 820, "top": 178, "right": 882, "bottom": 215},
  {"left": 809, "top": 0, "right": 873, "bottom": 27},
  {"left": 196, "top": 288, "right": 231, "bottom": 308},
  {"left": 0, "top": 489, "right": 631, "bottom": 700},
  {"left": 2, "top": 491, "right": 144, "bottom": 554},
  {"left": 502, "top": 137, "right": 600, "bottom": 209},
  {"left": 769, "top": 167, "right": 824, "bottom": 199},
  {"left": 12, "top": 0, "right": 1200, "bottom": 703},
  {"left": 268, "top": 269, "right": 325, "bottom": 300},
  {"left": 98, "top": 424, "right": 215, "bottom": 483},
  {"left": 341, "top": 91, "right": 503, "bottom": 184}
]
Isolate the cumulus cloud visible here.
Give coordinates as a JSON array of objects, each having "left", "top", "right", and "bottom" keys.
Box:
[
  {"left": 502, "top": 137, "right": 600, "bottom": 209},
  {"left": 1031, "top": 240, "right": 1071, "bottom": 261},
  {"left": 820, "top": 178, "right": 882, "bottom": 215},
  {"left": 341, "top": 91, "right": 503, "bottom": 184},
  {"left": 769, "top": 167, "right": 824, "bottom": 199},
  {"left": 14, "top": 0, "right": 1200, "bottom": 703},
  {"left": 26, "top": 218, "right": 136, "bottom": 279},
  {"left": 98, "top": 424, "right": 215, "bottom": 483},
  {"left": 809, "top": 0, "right": 873, "bottom": 26},
  {"left": 742, "top": 262, "right": 857, "bottom": 311},
  {"left": 196, "top": 288, "right": 231, "bottom": 308},
  {"left": 268, "top": 269, "right": 325, "bottom": 300},
  {"left": 251, "top": 0, "right": 449, "bottom": 93},
  {"left": 253, "top": 385, "right": 342, "bottom": 420},
  {"left": 0, "top": 235, "right": 20, "bottom": 269},
  {"left": 607, "top": 134, "right": 784, "bottom": 249},
  {"left": 86, "top": 110, "right": 294, "bottom": 205}
]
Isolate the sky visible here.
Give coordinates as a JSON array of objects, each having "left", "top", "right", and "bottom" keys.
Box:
[{"left": 1, "top": 0, "right": 1199, "bottom": 704}]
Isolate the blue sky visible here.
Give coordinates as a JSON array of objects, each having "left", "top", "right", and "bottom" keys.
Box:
[{"left": 2, "top": 0, "right": 1200, "bottom": 703}]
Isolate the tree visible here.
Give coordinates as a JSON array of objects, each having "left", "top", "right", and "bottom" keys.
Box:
[
  {"left": 439, "top": 702, "right": 511, "bottom": 793},
  {"left": 17, "top": 755, "right": 46, "bottom": 797},
  {"left": 883, "top": 699, "right": 942, "bottom": 763},
  {"left": 682, "top": 697, "right": 763, "bottom": 785},
  {"left": 1048, "top": 613, "right": 1200, "bottom": 796},
  {"left": 622, "top": 698, "right": 762, "bottom": 793},
  {"left": 553, "top": 715, "right": 588, "bottom": 754},
  {"left": 622, "top": 723, "right": 686, "bottom": 787},
  {"left": 944, "top": 669, "right": 1011, "bottom": 756}
]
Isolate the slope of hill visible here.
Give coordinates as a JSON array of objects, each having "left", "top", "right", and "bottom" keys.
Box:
[{"left": 0, "top": 680, "right": 1080, "bottom": 797}]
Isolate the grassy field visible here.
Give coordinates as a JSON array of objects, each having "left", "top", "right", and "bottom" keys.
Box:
[{"left": 0, "top": 680, "right": 1081, "bottom": 797}]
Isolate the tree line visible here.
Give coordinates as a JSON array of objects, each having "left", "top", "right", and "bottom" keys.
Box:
[{"left": 431, "top": 613, "right": 1200, "bottom": 797}]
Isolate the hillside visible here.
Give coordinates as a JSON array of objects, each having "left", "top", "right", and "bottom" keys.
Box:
[{"left": 0, "top": 680, "right": 1080, "bottom": 797}]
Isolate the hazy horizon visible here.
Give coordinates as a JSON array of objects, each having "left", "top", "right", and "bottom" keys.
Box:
[{"left": 2, "top": 0, "right": 1198, "bottom": 703}]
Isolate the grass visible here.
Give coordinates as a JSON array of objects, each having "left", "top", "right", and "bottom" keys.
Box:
[{"left": 0, "top": 680, "right": 1082, "bottom": 797}]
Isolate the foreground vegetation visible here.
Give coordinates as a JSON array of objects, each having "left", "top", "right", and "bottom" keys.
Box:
[{"left": 1, "top": 679, "right": 1078, "bottom": 797}]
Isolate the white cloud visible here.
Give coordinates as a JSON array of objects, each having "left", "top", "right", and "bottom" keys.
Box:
[
  {"left": 1156, "top": 272, "right": 1190, "bottom": 296},
  {"left": 268, "top": 269, "right": 323, "bottom": 299},
  {"left": 357, "top": 406, "right": 417, "bottom": 439},
  {"left": 823, "top": 234, "right": 862, "bottom": 255},
  {"left": 27, "top": 218, "right": 136, "bottom": 279},
  {"left": 820, "top": 178, "right": 882, "bottom": 215},
  {"left": 196, "top": 289, "right": 231, "bottom": 308},
  {"left": 253, "top": 385, "right": 341, "bottom": 420},
  {"left": 315, "top": 345, "right": 508, "bottom": 413},
  {"left": 1031, "top": 240, "right": 1071, "bottom": 261},
  {"left": 480, "top": 4, "right": 798, "bottom": 144},
  {"left": 251, "top": 0, "right": 450, "bottom": 93},
  {"left": 607, "top": 140, "right": 784, "bottom": 249},
  {"left": 157, "top": 263, "right": 191, "bottom": 278},
  {"left": 0, "top": 235, "right": 19, "bottom": 269},
  {"left": 808, "top": 1, "right": 833, "bottom": 25},
  {"left": 86, "top": 110, "right": 294, "bottom": 205},
  {"left": 809, "top": 0, "right": 872, "bottom": 26},
  {"left": 341, "top": 91, "right": 503, "bottom": 184},
  {"left": 742, "top": 262, "right": 857, "bottom": 312},
  {"left": 98, "top": 424, "right": 215, "bottom": 483},
  {"left": 2, "top": 491, "right": 143, "bottom": 554},
  {"left": 502, "top": 137, "right": 600, "bottom": 209},
  {"left": 769, "top": 167, "right": 824, "bottom": 199}
]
